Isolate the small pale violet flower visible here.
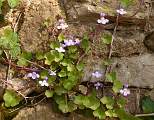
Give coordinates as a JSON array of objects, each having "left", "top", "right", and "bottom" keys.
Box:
[
  {"left": 97, "top": 17, "right": 109, "bottom": 24},
  {"left": 48, "top": 70, "right": 56, "bottom": 76},
  {"left": 120, "top": 84, "right": 130, "bottom": 96},
  {"left": 55, "top": 47, "right": 65, "bottom": 53},
  {"left": 27, "top": 72, "right": 40, "bottom": 80},
  {"left": 94, "top": 82, "right": 103, "bottom": 90},
  {"left": 100, "top": 12, "right": 106, "bottom": 17},
  {"left": 120, "top": 88, "right": 130, "bottom": 96},
  {"left": 56, "top": 19, "right": 68, "bottom": 30},
  {"left": 39, "top": 80, "right": 49, "bottom": 87},
  {"left": 64, "top": 39, "right": 75, "bottom": 46},
  {"left": 92, "top": 71, "right": 103, "bottom": 78},
  {"left": 116, "top": 8, "right": 127, "bottom": 15}
]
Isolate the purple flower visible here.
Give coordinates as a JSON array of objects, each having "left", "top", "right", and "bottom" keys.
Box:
[
  {"left": 55, "top": 47, "right": 65, "bottom": 53},
  {"left": 97, "top": 17, "right": 109, "bottom": 24},
  {"left": 92, "top": 71, "right": 103, "bottom": 78},
  {"left": 39, "top": 80, "right": 49, "bottom": 86},
  {"left": 94, "top": 82, "right": 103, "bottom": 90},
  {"left": 56, "top": 19, "right": 68, "bottom": 30},
  {"left": 48, "top": 70, "right": 56, "bottom": 76},
  {"left": 27, "top": 72, "right": 40, "bottom": 80},
  {"left": 97, "top": 13, "right": 109, "bottom": 25},
  {"left": 117, "top": 8, "right": 127, "bottom": 15},
  {"left": 64, "top": 39, "right": 75, "bottom": 46},
  {"left": 62, "top": 38, "right": 80, "bottom": 47},
  {"left": 120, "top": 84, "right": 130, "bottom": 96}
]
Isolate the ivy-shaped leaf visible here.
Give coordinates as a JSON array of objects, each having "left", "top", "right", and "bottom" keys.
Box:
[
  {"left": 80, "top": 34, "right": 90, "bottom": 53},
  {"left": 44, "top": 52, "right": 55, "bottom": 65},
  {"left": 8, "top": 0, "right": 20, "bottom": 8},
  {"left": 17, "top": 51, "right": 32, "bottom": 66},
  {"left": 106, "top": 72, "right": 117, "bottom": 82},
  {"left": 3, "top": 90, "right": 21, "bottom": 107},
  {"left": 112, "top": 80, "right": 123, "bottom": 93},
  {"left": 100, "top": 96, "right": 115, "bottom": 109},
  {"left": 76, "top": 62, "right": 85, "bottom": 71},
  {"left": 120, "top": 0, "right": 133, "bottom": 7},
  {"left": 45, "top": 90, "right": 54, "bottom": 98},
  {"left": 93, "top": 107, "right": 106, "bottom": 120},
  {"left": 58, "top": 33, "right": 65, "bottom": 42},
  {"left": 0, "top": 28, "right": 21, "bottom": 59}
]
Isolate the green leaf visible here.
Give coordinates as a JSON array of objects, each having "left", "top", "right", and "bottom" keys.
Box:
[
  {"left": 67, "top": 64, "right": 75, "bottom": 72},
  {"left": 58, "top": 101, "right": 77, "bottom": 113},
  {"left": 17, "top": 51, "right": 32, "bottom": 66},
  {"left": 105, "top": 110, "right": 113, "bottom": 117},
  {"left": 141, "top": 96, "right": 154, "bottom": 113},
  {"left": 80, "top": 34, "right": 90, "bottom": 53},
  {"left": 0, "top": 28, "right": 21, "bottom": 59},
  {"left": 120, "top": 0, "right": 133, "bottom": 7},
  {"left": 58, "top": 69, "right": 67, "bottom": 77},
  {"left": 102, "top": 34, "right": 112, "bottom": 44},
  {"left": 115, "top": 109, "right": 142, "bottom": 120},
  {"left": 63, "top": 80, "right": 74, "bottom": 90},
  {"left": 60, "top": 59, "right": 72, "bottom": 66},
  {"left": 53, "top": 51, "right": 64, "bottom": 62},
  {"left": 106, "top": 72, "right": 117, "bottom": 82},
  {"left": 112, "top": 80, "right": 123, "bottom": 93},
  {"left": 36, "top": 51, "right": 44, "bottom": 60},
  {"left": 93, "top": 107, "right": 106, "bottom": 120},
  {"left": 74, "top": 95, "right": 85, "bottom": 105},
  {"left": 50, "top": 41, "right": 60, "bottom": 49},
  {"left": 68, "top": 46, "right": 77, "bottom": 54},
  {"left": 117, "top": 97, "right": 126, "bottom": 108},
  {"left": 100, "top": 96, "right": 115, "bottom": 109},
  {"left": 83, "top": 96, "right": 100, "bottom": 110},
  {"left": 40, "top": 70, "right": 48, "bottom": 79},
  {"left": 76, "top": 62, "right": 85, "bottom": 71},
  {"left": 55, "top": 85, "right": 67, "bottom": 95},
  {"left": 3, "top": 90, "right": 21, "bottom": 107},
  {"left": 44, "top": 52, "right": 55, "bottom": 65},
  {"left": 8, "top": 0, "right": 20, "bottom": 8},
  {"left": 58, "top": 33, "right": 65, "bottom": 42},
  {"left": 45, "top": 90, "right": 54, "bottom": 98}
]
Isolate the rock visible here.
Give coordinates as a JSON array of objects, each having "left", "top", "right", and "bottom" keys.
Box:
[
  {"left": 19, "top": 0, "right": 65, "bottom": 52},
  {"left": 62, "top": 0, "right": 148, "bottom": 22},
  {"left": 114, "top": 53, "right": 154, "bottom": 88},
  {"left": 144, "top": 31, "right": 154, "bottom": 52},
  {"left": 12, "top": 103, "right": 94, "bottom": 120},
  {"left": 112, "top": 30, "right": 147, "bottom": 57},
  {"left": 0, "top": 111, "right": 5, "bottom": 120},
  {"left": 7, "top": 78, "right": 35, "bottom": 97},
  {"left": 0, "top": 64, "right": 6, "bottom": 101}
]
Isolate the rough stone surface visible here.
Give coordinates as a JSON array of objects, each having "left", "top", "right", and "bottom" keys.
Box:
[
  {"left": 144, "top": 31, "right": 154, "bottom": 52},
  {"left": 112, "top": 30, "right": 147, "bottom": 57},
  {"left": 62, "top": 0, "right": 148, "bottom": 22},
  {"left": 7, "top": 78, "right": 35, "bottom": 97},
  {"left": 19, "top": 0, "right": 64, "bottom": 52},
  {"left": 13, "top": 103, "right": 94, "bottom": 120},
  {"left": 0, "top": 64, "right": 6, "bottom": 101},
  {"left": 114, "top": 53, "right": 154, "bottom": 88}
]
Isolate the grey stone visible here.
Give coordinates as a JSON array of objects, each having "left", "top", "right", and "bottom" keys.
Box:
[
  {"left": 0, "top": 64, "right": 6, "bottom": 101},
  {"left": 12, "top": 103, "right": 94, "bottom": 120},
  {"left": 114, "top": 53, "right": 154, "bottom": 88},
  {"left": 19, "top": 0, "right": 65, "bottom": 52},
  {"left": 62, "top": 0, "right": 148, "bottom": 22}
]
